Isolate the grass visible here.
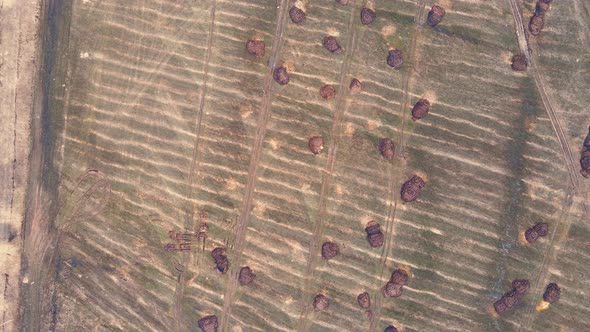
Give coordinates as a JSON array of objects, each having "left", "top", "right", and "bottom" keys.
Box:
[{"left": 23, "top": 0, "right": 590, "bottom": 331}]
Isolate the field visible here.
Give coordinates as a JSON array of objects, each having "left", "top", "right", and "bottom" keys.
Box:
[{"left": 13, "top": 0, "right": 590, "bottom": 331}]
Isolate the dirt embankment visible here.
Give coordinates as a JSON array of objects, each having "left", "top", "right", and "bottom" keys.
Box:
[
  {"left": 0, "top": 0, "right": 43, "bottom": 331},
  {"left": 14, "top": 0, "right": 73, "bottom": 331}
]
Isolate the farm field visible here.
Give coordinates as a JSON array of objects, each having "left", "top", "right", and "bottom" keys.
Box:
[{"left": 9, "top": 0, "right": 590, "bottom": 331}]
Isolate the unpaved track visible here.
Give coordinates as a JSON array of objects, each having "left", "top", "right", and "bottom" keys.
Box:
[
  {"left": 295, "top": 3, "right": 359, "bottom": 331},
  {"left": 507, "top": 1, "right": 585, "bottom": 330},
  {"left": 173, "top": 1, "right": 217, "bottom": 331},
  {"left": 398, "top": 1, "right": 425, "bottom": 155},
  {"left": 218, "top": 1, "right": 289, "bottom": 330},
  {"left": 518, "top": 190, "right": 574, "bottom": 332},
  {"left": 507, "top": 0, "right": 580, "bottom": 190},
  {"left": 18, "top": 0, "right": 60, "bottom": 328},
  {"left": 369, "top": 3, "right": 425, "bottom": 331},
  {"left": 0, "top": 0, "right": 41, "bottom": 331}
]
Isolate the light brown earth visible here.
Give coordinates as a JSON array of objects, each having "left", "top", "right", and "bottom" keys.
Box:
[{"left": 0, "top": 0, "right": 42, "bottom": 331}]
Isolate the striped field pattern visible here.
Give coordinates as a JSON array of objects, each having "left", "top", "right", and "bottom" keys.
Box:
[{"left": 36, "top": 0, "right": 590, "bottom": 331}]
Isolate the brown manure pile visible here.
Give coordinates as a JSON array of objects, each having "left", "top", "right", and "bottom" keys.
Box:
[
  {"left": 427, "top": 5, "right": 445, "bottom": 27},
  {"left": 378, "top": 138, "right": 395, "bottom": 161},
  {"left": 360, "top": 7, "right": 376, "bottom": 25},
  {"left": 411, "top": 99, "right": 431, "bottom": 121},
  {"left": 273, "top": 66, "right": 290, "bottom": 85},
  {"left": 198, "top": 315, "right": 218, "bottom": 332},
  {"left": 313, "top": 294, "right": 330, "bottom": 311},
  {"left": 357, "top": 292, "right": 371, "bottom": 308},
  {"left": 511, "top": 54, "right": 528, "bottom": 71},
  {"left": 308, "top": 136, "right": 325, "bottom": 155},
  {"left": 320, "top": 84, "right": 336, "bottom": 100},
  {"left": 384, "top": 325, "right": 398, "bottom": 332},
  {"left": 543, "top": 283, "right": 561, "bottom": 303},
  {"left": 321, "top": 241, "right": 339, "bottom": 260},
  {"left": 289, "top": 6, "right": 306, "bottom": 24},
  {"left": 382, "top": 269, "right": 409, "bottom": 298},
  {"left": 365, "top": 220, "right": 384, "bottom": 248},
  {"left": 400, "top": 175, "right": 426, "bottom": 203},
  {"left": 580, "top": 126, "right": 590, "bottom": 177},
  {"left": 524, "top": 222, "right": 549, "bottom": 243},
  {"left": 246, "top": 40, "right": 265, "bottom": 57},
  {"left": 493, "top": 279, "right": 530, "bottom": 314},
  {"left": 323, "top": 36, "right": 342, "bottom": 53},
  {"left": 238, "top": 266, "right": 256, "bottom": 286},
  {"left": 387, "top": 49, "right": 403, "bottom": 69},
  {"left": 529, "top": 0, "right": 552, "bottom": 36},
  {"left": 349, "top": 78, "right": 363, "bottom": 94},
  {"left": 211, "top": 247, "right": 229, "bottom": 273}
]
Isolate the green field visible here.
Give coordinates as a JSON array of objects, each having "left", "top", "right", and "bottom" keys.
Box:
[{"left": 19, "top": 0, "right": 590, "bottom": 331}]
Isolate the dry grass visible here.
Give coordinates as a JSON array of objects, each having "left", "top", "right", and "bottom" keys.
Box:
[{"left": 18, "top": 0, "right": 590, "bottom": 331}]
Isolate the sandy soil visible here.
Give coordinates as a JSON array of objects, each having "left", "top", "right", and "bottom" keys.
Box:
[{"left": 0, "top": 0, "right": 42, "bottom": 330}]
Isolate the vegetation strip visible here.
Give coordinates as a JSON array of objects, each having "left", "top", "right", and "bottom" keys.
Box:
[
  {"left": 507, "top": 2, "right": 584, "bottom": 330},
  {"left": 295, "top": 2, "right": 360, "bottom": 331},
  {"left": 173, "top": 2, "right": 218, "bottom": 329},
  {"left": 218, "top": 1, "right": 290, "bottom": 330},
  {"left": 370, "top": 2, "right": 425, "bottom": 331}
]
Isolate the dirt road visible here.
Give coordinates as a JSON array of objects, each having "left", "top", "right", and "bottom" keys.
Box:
[
  {"left": 369, "top": 3, "right": 425, "bottom": 331},
  {"left": 218, "top": 1, "right": 290, "bottom": 330},
  {"left": 0, "top": 0, "right": 42, "bottom": 331},
  {"left": 507, "top": 2, "right": 585, "bottom": 330},
  {"left": 173, "top": 1, "right": 217, "bottom": 331},
  {"left": 508, "top": 0, "right": 580, "bottom": 191},
  {"left": 295, "top": 3, "right": 359, "bottom": 331},
  {"left": 15, "top": 0, "right": 72, "bottom": 331}
]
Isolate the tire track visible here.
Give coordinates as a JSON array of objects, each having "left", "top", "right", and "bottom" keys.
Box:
[
  {"left": 517, "top": 190, "right": 574, "bottom": 332},
  {"left": 173, "top": 1, "right": 217, "bottom": 331},
  {"left": 369, "top": 2, "right": 425, "bottom": 330},
  {"left": 121, "top": 2, "right": 200, "bottom": 111},
  {"left": 506, "top": 1, "right": 586, "bottom": 330},
  {"left": 368, "top": 172, "right": 398, "bottom": 332},
  {"left": 507, "top": 0, "right": 580, "bottom": 190},
  {"left": 398, "top": 1, "right": 426, "bottom": 155},
  {"left": 20, "top": 0, "right": 67, "bottom": 330},
  {"left": 571, "top": 0, "right": 589, "bottom": 48},
  {"left": 295, "top": 3, "right": 360, "bottom": 331},
  {"left": 218, "top": 1, "right": 289, "bottom": 330}
]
